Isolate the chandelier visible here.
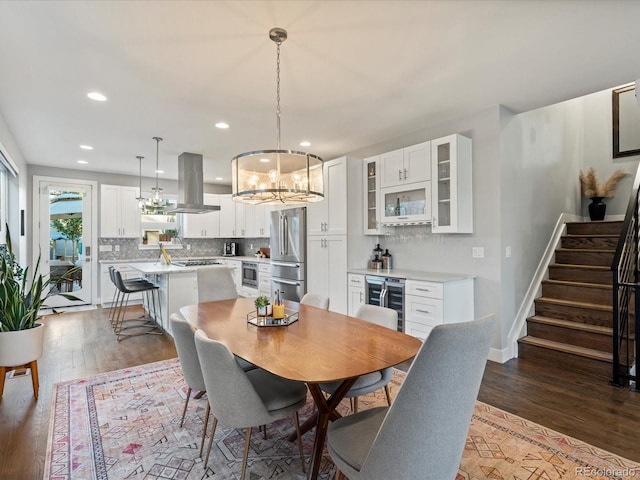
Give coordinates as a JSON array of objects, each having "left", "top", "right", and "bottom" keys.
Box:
[
  {"left": 141, "top": 136, "right": 171, "bottom": 214},
  {"left": 231, "top": 28, "right": 324, "bottom": 205}
]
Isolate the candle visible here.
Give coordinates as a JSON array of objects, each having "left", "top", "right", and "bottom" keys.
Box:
[{"left": 272, "top": 304, "right": 285, "bottom": 319}]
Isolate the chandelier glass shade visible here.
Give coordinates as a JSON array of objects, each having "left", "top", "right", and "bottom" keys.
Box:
[
  {"left": 232, "top": 27, "right": 324, "bottom": 205},
  {"left": 232, "top": 150, "right": 324, "bottom": 204}
]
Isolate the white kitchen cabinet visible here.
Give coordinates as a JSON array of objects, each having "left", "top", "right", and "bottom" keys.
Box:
[
  {"left": 100, "top": 263, "right": 143, "bottom": 306},
  {"left": 347, "top": 273, "right": 365, "bottom": 316},
  {"left": 259, "top": 262, "right": 272, "bottom": 297},
  {"left": 219, "top": 195, "right": 237, "bottom": 237},
  {"left": 363, "top": 156, "right": 382, "bottom": 235},
  {"left": 404, "top": 277, "right": 474, "bottom": 341},
  {"left": 245, "top": 204, "right": 272, "bottom": 238},
  {"left": 307, "top": 157, "right": 348, "bottom": 236},
  {"left": 180, "top": 193, "right": 220, "bottom": 238},
  {"left": 307, "top": 235, "right": 347, "bottom": 314},
  {"left": 380, "top": 142, "right": 430, "bottom": 188},
  {"left": 431, "top": 134, "right": 473, "bottom": 233},
  {"left": 100, "top": 185, "right": 140, "bottom": 238}
]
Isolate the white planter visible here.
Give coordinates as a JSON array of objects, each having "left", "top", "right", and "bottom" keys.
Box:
[{"left": 0, "top": 323, "right": 45, "bottom": 366}]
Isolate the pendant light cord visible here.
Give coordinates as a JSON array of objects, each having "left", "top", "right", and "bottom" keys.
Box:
[{"left": 275, "top": 38, "right": 282, "bottom": 150}]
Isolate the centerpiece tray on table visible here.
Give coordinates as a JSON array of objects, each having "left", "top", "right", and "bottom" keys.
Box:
[{"left": 247, "top": 309, "right": 299, "bottom": 327}]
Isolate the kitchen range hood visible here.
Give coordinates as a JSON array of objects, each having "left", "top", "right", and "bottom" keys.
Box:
[{"left": 168, "top": 152, "right": 221, "bottom": 214}]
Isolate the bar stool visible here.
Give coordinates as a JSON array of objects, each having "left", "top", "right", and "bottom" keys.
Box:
[
  {"left": 111, "top": 268, "right": 163, "bottom": 341},
  {"left": 108, "top": 266, "right": 153, "bottom": 328}
]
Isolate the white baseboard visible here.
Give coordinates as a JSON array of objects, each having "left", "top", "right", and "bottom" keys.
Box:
[{"left": 488, "top": 346, "right": 513, "bottom": 364}]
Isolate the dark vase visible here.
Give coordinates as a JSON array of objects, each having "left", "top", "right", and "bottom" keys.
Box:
[{"left": 588, "top": 197, "right": 606, "bottom": 221}]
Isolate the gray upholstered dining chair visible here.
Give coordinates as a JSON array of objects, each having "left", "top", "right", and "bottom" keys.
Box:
[
  {"left": 194, "top": 329, "right": 308, "bottom": 479},
  {"left": 169, "top": 313, "right": 257, "bottom": 456},
  {"left": 327, "top": 316, "right": 495, "bottom": 480},
  {"left": 320, "top": 304, "right": 397, "bottom": 412},
  {"left": 195, "top": 266, "right": 255, "bottom": 371},
  {"left": 300, "top": 292, "right": 330, "bottom": 310},
  {"left": 197, "top": 265, "right": 238, "bottom": 303}
]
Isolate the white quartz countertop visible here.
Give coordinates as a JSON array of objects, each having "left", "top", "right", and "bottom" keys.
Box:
[
  {"left": 348, "top": 268, "right": 474, "bottom": 283},
  {"left": 100, "top": 255, "right": 271, "bottom": 266},
  {"left": 128, "top": 262, "right": 199, "bottom": 274}
]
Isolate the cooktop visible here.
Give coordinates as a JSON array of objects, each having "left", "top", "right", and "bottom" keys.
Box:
[{"left": 172, "top": 259, "right": 222, "bottom": 267}]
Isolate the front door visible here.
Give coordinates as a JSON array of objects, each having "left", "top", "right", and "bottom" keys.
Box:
[{"left": 33, "top": 177, "right": 96, "bottom": 307}]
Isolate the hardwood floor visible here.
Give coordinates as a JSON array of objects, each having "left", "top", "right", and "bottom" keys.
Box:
[
  {"left": 1, "top": 306, "right": 639, "bottom": 479},
  {"left": 0, "top": 306, "right": 177, "bottom": 480}
]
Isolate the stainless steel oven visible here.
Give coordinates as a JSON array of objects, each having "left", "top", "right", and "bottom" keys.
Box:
[
  {"left": 365, "top": 275, "right": 405, "bottom": 332},
  {"left": 241, "top": 262, "right": 259, "bottom": 289}
]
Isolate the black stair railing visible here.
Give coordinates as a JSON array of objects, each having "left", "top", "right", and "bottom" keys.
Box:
[{"left": 611, "top": 162, "right": 640, "bottom": 390}]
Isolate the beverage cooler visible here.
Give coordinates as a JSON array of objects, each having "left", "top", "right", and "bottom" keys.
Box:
[{"left": 364, "top": 275, "right": 405, "bottom": 332}]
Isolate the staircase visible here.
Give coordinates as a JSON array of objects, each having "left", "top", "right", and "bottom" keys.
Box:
[{"left": 518, "top": 220, "right": 624, "bottom": 379}]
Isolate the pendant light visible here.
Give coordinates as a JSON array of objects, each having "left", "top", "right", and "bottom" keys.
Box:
[
  {"left": 231, "top": 27, "right": 324, "bottom": 205},
  {"left": 136, "top": 155, "right": 147, "bottom": 211},
  {"left": 143, "top": 136, "right": 169, "bottom": 214}
]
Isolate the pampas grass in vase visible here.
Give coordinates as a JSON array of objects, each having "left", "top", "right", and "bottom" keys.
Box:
[
  {"left": 579, "top": 167, "right": 627, "bottom": 199},
  {"left": 579, "top": 167, "right": 628, "bottom": 221}
]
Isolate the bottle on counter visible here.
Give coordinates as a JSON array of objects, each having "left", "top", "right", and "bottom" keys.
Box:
[
  {"left": 371, "top": 254, "right": 382, "bottom": 271},
  {"left": 382, "top": 249, "right": 393, "bottom": 270}
]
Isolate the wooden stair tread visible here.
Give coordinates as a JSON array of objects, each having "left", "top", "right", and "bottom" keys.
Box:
[
  {"left": 535, "top": 296, "right": 611, "bottom": 311},
  {"left": 565, "top": 234, "right": 620, "bottom": 238},
  {"left": 518, "top": 336, "right": 612, "bottom": 362},
  {"left": 542, "top": 279, "right": 611, "bottom": 289},
  {"left": 550, "top": 264, "right": 610, "bottom": 271},
  {"left": 555, "top": 247, "right": 615, "bottom": 253},
  {"left": 528, "top": 315, "right": 612, "bottom": 335}
]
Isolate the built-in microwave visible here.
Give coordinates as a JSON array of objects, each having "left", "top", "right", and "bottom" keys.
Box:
[{"left": 242, "top": 262, "right": 259, "bottom": 288}]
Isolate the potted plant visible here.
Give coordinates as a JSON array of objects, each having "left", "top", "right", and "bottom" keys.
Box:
[
  {"left": 0, "top": 225, "right": 79, "bottom": 376},
  {"left": 579, "top": 167, "right": 628, "bottom": 221},
  {"left": 254, "top": 295, "right": 271, "bottom": 317}
]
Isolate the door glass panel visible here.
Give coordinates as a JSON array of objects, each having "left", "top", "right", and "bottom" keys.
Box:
[{"left": 49, "top": 189, "right": 84, "bottom": 294}]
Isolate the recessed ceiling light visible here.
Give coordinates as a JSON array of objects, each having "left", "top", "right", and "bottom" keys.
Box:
[
  {"left": 215, "top": 177, "right": 223, "bottom": 181},
  {"left": 77, "top": 160, "right": 88, "bottom": 164},
  {"left": 87, "top": 92, "right": 107, "bottom": 102},
  {"left": 300, "top": 141, "right": 311, "bottom": 147},
  {"left": 215, "top": 122, "right": 229, "bottom": 129},
  {"left": 79, "top": 145, "right": 93, "bottom": 150},
  {"left": 259, "top": 158, "right": 270, "bottom": 163},
  {"left": 156, "top": 170, "right": 164, "bottom": 174}
]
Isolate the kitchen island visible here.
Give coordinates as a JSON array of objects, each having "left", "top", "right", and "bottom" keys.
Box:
[
  {"left": 128, "top": 262, "right": 199, "bottom": 336},
  {"left": 120, "top": 258, "right": 270, "bottom": 335}
]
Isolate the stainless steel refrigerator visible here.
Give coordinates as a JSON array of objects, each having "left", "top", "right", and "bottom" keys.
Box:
[{"left": 270, "top": 207, "right": 306, "bottom": 302}]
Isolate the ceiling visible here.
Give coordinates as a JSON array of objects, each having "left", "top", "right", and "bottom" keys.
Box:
[{"left": 0, "top": 1, "right": 639, "bottom": 185}]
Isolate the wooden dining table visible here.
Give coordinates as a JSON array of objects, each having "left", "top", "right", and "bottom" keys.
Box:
[{"left": 179, "top": 297, "right": 422, "bottom": 480}]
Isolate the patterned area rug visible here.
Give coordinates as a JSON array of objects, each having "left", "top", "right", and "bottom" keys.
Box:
[{"left": 45, "top": 358, "right": 640, "bottom": 480}]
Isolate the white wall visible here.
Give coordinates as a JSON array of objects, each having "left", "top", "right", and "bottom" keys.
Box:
[{"left": 0, "top": 111, "right": 28, "bottom": 261}]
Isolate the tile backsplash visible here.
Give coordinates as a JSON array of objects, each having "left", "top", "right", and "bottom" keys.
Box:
[{"left": 98, "top": 237, "right": 270, "bottom": 261}]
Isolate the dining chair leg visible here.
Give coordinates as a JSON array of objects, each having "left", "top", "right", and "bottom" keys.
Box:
[
  {"left": 240, "top": 427, "right": 252, "bottom": 480},
  {"left": 335, "top": 468, "right": 343, "bottom": 480},
  {"left": 200, "top": 401, "right": 210, "bottom": 457},
  {"left": 384, "top": 384, "right": 392, "bottom": 406},
  {"left": 203, "top": 415, "right": 218, "bottom": 469},
  {"left": 262, "top": 424, "right": 267, "bottom": 440},
  {"left": 180, "top": 387, "right": 192, "bottom": 427},
  {"left": 294, "top": 411, "right": 306, "bottom": 473},
  {"left": 353, "top": 396, "right": 359, "bottom": 413}
]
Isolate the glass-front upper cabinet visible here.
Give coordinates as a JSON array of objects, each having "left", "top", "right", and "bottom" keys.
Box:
[
  {"left": 431, "top": 134, "right": 472, "bottom": 233},
  {"left": 380, "top": 182, "right": 431, "bottom": 225},
  {"left": 363, "top": 156, "right": 382, "bottom": 235}
]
